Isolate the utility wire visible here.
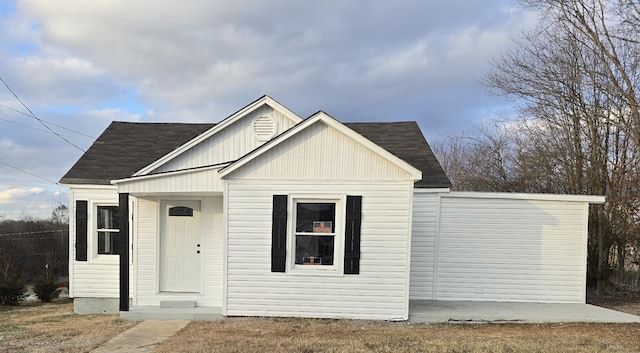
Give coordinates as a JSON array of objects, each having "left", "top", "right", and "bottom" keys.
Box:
[
  {"left": 0, "top": 160, "right": 59, "bottom": 185},
  {"left": 0, "top": 103, "right": 97, "bottom": 139},
  {"left": 0, "top": 117, "right": 94, "bottom": 142},
  {"left": 0, "top": 76, "right": 86, "bottom": 152}
]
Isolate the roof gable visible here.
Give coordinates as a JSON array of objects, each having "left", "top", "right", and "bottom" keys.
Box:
[
  {"left": 133, "top": 95, "right": 302, "bottom": 176},
  {"left": 219, "top": 112, "right": 422, "bottom": 181}
]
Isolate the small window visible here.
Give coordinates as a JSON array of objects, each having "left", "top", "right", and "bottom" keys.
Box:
[
  {"left": 97, "top": 206, "right": 119, "bottom": 255},
  {"left": 295, "top": 202, "right": 336, "bottom": 266},
  {"left": 169, "top": 206, "right": 194, "bottom": 217}
]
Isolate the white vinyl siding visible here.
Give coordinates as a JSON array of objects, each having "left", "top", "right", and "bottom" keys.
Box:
[
  {"left": 225, "top": 180, "right": 413, "bottom": 320},
  {"left": 153, "top": 106, "right": 297, "bottom": 173},
  {"left": 69, "top": 186, "right": 129, "bottom": 298},
  {"left": 434, "top": 194, "right": 590, "bottom": 303},
  {"left": 409, "top": 191, "right": 440, "bottom": 299},
  {"left": 117, "top": 167, "right": 224, "bottom": 194},
  {"left": 227, "top": 122, "right": 412, "bottom": 181},
  {"left": 134, "top": 196, "right": 223, "bottom": 307}
]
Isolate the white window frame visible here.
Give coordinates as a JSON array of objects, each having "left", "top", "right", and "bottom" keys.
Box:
[
  {"left": 287, "top": 194, "right": 345, "bottom": 275},
  {"left": 91, "top": 201, "right": 120, "bottom": 263},
  {"left": 97, "top": 205, "right": 119, "bottom": 255}
]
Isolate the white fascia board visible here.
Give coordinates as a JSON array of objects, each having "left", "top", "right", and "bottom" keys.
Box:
[
  {"left": 219, "top": 112, "right": 423, "bottom": 180},
  {"left": 61, "top": 184, "right": 117, "bottom": 190},
  {"left": 133, "top": 95, "right": 303, "bottom": 177},
  {"left": 112, "top": 164, "right": 227, "bottom": 185},
  {"left": 444, "top": 191, "right": 605, "bottom": 203},
  {"left": 414, "top": 188, "right": 451, "bottom": 194}
]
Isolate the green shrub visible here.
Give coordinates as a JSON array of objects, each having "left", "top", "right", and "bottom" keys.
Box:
[
  {"left": 0, "top": 274, "right": 26, "bottom": 305},
  {"left": 33, "top": 266, "right": 59, "bottom": 303}
]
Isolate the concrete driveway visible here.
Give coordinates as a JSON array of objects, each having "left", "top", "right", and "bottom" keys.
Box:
[{"left": 409, "top": 300, "right": 640, "bottom": 324}]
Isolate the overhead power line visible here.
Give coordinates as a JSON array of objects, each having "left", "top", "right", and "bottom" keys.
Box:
[
  {"left": 0, "top": 76, "right": 86, "bottom": 152},
  {"left": 0, "top": 160, "right": 59, "bottom": 185},
  {"left": 0, "top": 117, "right": 94, "bottom": 142},
  {"left": 0, "top": 103, "right": 97, "bottom": 139}
]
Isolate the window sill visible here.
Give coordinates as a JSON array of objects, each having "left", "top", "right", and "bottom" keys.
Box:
[
  {"left": 89, "top": 255, "right": 120, "bottom": 265},
  {"left": 287, "top": 265, "right": 344, "bottom": 277}
]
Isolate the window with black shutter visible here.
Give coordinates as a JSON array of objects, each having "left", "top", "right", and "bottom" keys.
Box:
[{"left": 271, "top": 194, "right": 362, "bottom": 274}]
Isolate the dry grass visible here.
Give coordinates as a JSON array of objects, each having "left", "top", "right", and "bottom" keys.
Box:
[
  {"left": 155, "top": 318, "right": 640, "bottom": 353},
  {"left": 1, "top": 294, "right": 639, "bottom": 353},
  {"left": 0, "top": 300, "right": 135, "bottom": 353}
]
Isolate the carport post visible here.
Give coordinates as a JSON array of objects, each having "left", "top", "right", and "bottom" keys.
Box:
[{"left": 119, "top": 193, "right": 129, "bottom": 311}]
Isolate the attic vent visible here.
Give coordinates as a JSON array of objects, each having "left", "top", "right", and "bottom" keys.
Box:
[{"left": 253, "top": 116, "right": 277, "bottom": 142}]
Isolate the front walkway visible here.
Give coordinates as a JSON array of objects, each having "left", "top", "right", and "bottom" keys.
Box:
[
  {"left": 90, "top": 320, "right": 189, "bottom": 353},
  {"left": 409, "top": 300, "right": 640, "bottom": 323}
]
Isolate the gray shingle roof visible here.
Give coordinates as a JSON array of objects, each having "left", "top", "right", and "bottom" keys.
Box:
[
  {"left": 60, "top": 120, "right": 450, "bottom": 188},
  {"left": 59, "top": 122, "right": 215, "bottom": 185}
]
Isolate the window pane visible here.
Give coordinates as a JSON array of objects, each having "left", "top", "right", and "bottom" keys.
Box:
[
  {"left": 295, "top": 235, "right": 334, "bottom": 265},
  {"left": 296, "top": 203, "right": 335, "bottom": 233},
  {"left": 98, "top": 206, "right": 119, "bottom": 229},
  {"left": 169, "top": 206, "right": 194, "bottom": 217},
  {"left": 98, "top": 231, "right": 120, "bottom": 255}
]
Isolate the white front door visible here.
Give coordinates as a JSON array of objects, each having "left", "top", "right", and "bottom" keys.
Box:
[{"left": 160, "top": 200, "right": 201, "bottom": 292}]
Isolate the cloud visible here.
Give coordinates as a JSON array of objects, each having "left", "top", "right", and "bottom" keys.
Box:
[
  {"left": 0, "top": 186, "right": 62, "bottom": 220},
  {"left": 0, "top": 0, "right": 539, "bottom": 219},
  {"left": 11, "top": 0, "right": 536, "bottom": 125}
]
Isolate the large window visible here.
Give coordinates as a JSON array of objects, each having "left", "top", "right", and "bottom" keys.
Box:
[
  {"left": 271, "top": 194, "right": 360, "bottom": 274},
  {"left": 97, "top": 205, "right": 119, "bottom": 255},
  {"left": 294, "top": 202, "right": 336, "bottom": 266}
]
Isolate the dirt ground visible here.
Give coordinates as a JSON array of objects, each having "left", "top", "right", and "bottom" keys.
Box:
[
  {"left": 587, "top": 290, "right": 640, "bottom": 316},
  {"left": 0, "top": 293, "right": 638, "bottom": 353}
]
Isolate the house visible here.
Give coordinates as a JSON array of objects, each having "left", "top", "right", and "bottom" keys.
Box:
[{"left": 60, "top": 96, "right": 604, "bottom": 321}]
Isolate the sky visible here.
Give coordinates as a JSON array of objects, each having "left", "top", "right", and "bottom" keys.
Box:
[{"left": 0, "top": 0, "right": 537, "bottom": 220}]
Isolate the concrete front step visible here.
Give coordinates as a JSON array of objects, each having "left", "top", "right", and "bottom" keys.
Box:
[
  {"left": 160, "top": 300, "right": 197, "bottom": 308},
  {"left": 120, "top": 306, "right": 224, "bottom": 321}
]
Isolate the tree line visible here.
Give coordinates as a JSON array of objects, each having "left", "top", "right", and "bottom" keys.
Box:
[
  {"left": 0, "top": 205, "right": 69, "bottom": 285},
  {"left": 435, "top": 0, "right": 640, "bottom": 292}
]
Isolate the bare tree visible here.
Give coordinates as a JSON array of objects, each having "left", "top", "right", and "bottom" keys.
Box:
[{"left": 474, "top": 0, "right": 640, "bottom": 291}]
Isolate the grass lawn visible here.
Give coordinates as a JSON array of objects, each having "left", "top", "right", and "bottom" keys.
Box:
[
  {"left": 0, "top": 295, "right": 638, "bottom": 353},
  {"left": 154, "top": 292, "right": 640, "bottom": 353},
  {"left": 0, "top": 300, "right": 135, "bottom": 353},
  {"left": 154, "top": 318, "right": 640, "bottom": 353}
]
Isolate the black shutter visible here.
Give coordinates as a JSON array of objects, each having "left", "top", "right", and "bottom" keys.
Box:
[
  {"left": 119, "top": 193, "right": 130, "bottom": 311},
  {"left": 344, "top": 195, "right": 362, "bottom": 274},
  {"left": 75, "top": 200, "right": 88, "bottom": 261},
  {"left": 271, "top": 195, "right": 288, "bottom": 272}
]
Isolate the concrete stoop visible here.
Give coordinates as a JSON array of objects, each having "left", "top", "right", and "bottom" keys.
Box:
[
  {"left": 159, "top": 300, "right": 196, "bottom": 308},
  {"left": 120, "top": 306, "right": 224, "bottom": 321}
]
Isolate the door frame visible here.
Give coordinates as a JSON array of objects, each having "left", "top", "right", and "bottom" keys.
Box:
[{"left": 157, "top": 197, "right": 205, "bottom": 294}]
